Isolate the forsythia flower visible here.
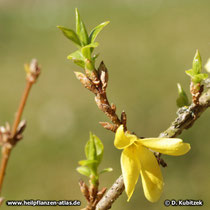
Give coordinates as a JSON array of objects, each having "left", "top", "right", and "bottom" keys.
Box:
[{"left": 114, "top": 125, "right": 191, "bottom": 202}]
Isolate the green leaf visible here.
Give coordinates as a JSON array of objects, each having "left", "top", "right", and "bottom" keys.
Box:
[
  {"left": 76, "top": 166, "right": 91, "bottom": 177},
  {"left": 75, "top": 8, "right": 89, "bottom": 46},
  {"left": 185, "top": 69, "right": 196, "bottom": 77},
  {"left": 81, "top": 42, "right": 99, "bottom": 60},
  {"left": 176, "top": 83, "right": 189, "bottom": 107},
  {"left": 73, "top": 60, "right": 85, "bottom": 68},
  {"left": 57, "top": 26, "right": 81, "bottom": 46},
  {"left": 93, "top": 134, "right": 104, "bottom": 165},
  {"left": 186, "top": 67, "right": 208, "bottom": 84},
  {"left": 79, "top": 159, "right": 98, "bottom": 166},
  {"left": 85, "top": 132, "right": 104, "bottom": 166},
  {"left": 93, "top": 53, "right": 100, "bottom": 61},
  {"left": 192, "top": 49, "right": 202, "bottom": 74},
  {"left": 67, "top": 50, "right": 85, "bottom": 68},
  {"left": 99, "top": 168, "right": 113, "bottom": 174},
  {"left": 85, "top": 132, "right": 97, "bottom": 160},
  {"left": 186, "top": 50, "right": 208, "bottom": 84},
  {"left": 67, "top": 50, "right": 84, "bottom": 61},
  {"left": 89, "top": 21, "right": 110, "bottom": 43},
  {"left": 191, "top": 73, "right": 208, "bottom": 83}
]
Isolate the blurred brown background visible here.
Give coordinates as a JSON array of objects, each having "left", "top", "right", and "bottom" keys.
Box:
[{"left": 0, "top": 0, "right": 210, "bottom": 209}]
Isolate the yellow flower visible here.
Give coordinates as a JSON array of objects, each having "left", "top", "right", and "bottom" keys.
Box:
[{"left": 114, "top": 125, "right": 191, "bottom": 202}]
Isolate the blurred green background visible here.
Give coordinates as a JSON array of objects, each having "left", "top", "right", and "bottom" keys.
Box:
[{"left": 0, "top": 0, "right": 210, "bottom": 209}]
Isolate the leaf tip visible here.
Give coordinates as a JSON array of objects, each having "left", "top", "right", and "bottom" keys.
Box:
[
  {"left": 177, "top": 83, "right": 182, "bottom": 92},
  {"left": 56, "top": 25, "right": 63, "bottom": 31},
  {"left": 104, "top": 21, "right": 110, "bottom": 25},
  {"left": 75, "top": 7, "right": 79, "bottom": 14},
  {"left": 67, "top": 55, "right": 72, "bottom": 60}
]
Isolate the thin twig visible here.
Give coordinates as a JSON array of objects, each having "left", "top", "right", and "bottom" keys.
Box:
[
  {"left": 75, "top": 61, "right": 122, "bottom": 132},
  {"left": 0, "top": 59, "right": 40, "bottom": 197},
  {"left": 0, "top": 146, "right": 11, "bottom": 194},
  {"left": 11, "top": 82, "right": 33, "bottom": 138},
  {"left": 0, "top": 81, "right": 32, "bottom": 194}
]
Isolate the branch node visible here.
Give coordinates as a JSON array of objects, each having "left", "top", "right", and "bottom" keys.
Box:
[{"left": 99, "top": 122, "right": 118, "bottom": 132}]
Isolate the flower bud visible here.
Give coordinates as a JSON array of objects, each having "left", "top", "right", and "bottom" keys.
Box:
[
  {"left": 176, "top": 83, "right": 189, "bottom": 107},
  {"left": 98, "top": 61, "right": 108, "bottom": 90}
]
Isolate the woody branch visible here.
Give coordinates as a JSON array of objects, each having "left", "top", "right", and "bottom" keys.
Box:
[
  {"left": 96, "top": 87, "right": 210, "bottom": 210},
  {"left": 75, "top": 59, "right": 210, "bottom": 210}
]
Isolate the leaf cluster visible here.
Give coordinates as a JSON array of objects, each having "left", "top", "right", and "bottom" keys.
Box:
[
  {"left": 77, "top": 133, "right": 112, "bottom": 185},
  {"left": 185, "top": 50, "right": 208, "bottom": 84},
  {"left": 57, "top": 8, "right": 109, "bottom": 69},
  {"left": 177, "top": 50, "right": 209, "bottom": 107}
]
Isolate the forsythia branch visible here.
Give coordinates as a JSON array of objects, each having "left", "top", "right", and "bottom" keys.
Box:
[
  {"left": 58, "top": 11, "right": 209, "bottom": 208},
  {"left": 96, "top": 175, "right": 124, "bottom": 210},
  {"left": 159, "top": 88, "right": 210, "bottom": 138},
  {"left": 96, "top": 88, "right": 210, "bottom": 210},
  {"left": 75, "top": 61, "right": 124, "bottom": 132}
]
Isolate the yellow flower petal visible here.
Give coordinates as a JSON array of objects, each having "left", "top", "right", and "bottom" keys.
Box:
[
  {"left": 137, "top": 145, "right": 163, "bottom": 202},
  {"left": 121, "top": 145, "right": 141, "bottom": 201},
  {"left": 138, "top": 138, "right": 191, "bottom": 156},
  {"left": 114, "top": 125, "right": 136, "bottom": 149}
]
